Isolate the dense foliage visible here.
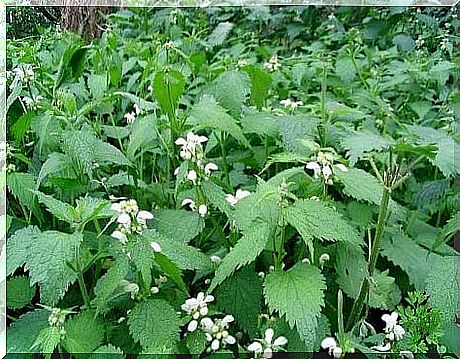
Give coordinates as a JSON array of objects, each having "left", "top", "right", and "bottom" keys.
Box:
[{"left": 5, "top": 6, "right": 460, "bottom": 356}]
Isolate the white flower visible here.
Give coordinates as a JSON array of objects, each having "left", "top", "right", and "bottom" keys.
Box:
[
  {"left": 124, "top": 112, "right": 136, "bottom": 124},
  {"left": 181, "top": 198, "right": 196, "bottom": 211},
  {"left": 248, "top": 328, "right": 288, "bottom": 358},
  {"left": 280, "top": 99, "right": 292, "bottom": 108},
  {"left": 23, "top": 94, "right": 43, "bottom": 110},
  {"left": 176, "top": 132, "right": 208, "bottom": 161},
  {"left": 187, "top": 170, "right": 197, "bottom": 185},
  {"left": 210, "top": 255, "right": 222, "bottom": 264},
  {"left": 147, "top": 85, "right": 153, "bottom": 92},
  {"left": 305, "top": 161, "right": 321, "bottom": 178},
  {"left": 225, "top": 189, "right": 251, "bottom": 206},
  {"left": 264, "top": 55, "right": 281, "bottom": 72},
  {"left": 204, "top": 162, "right": 218, "bottom": 176},
  {"left": 198, "top": 204, "right": 208, "bottom": 217},
  {"left": 322, "top": 165, "right": 332, "bottom": 179},
  {"left": 150, "top": 286, "right": 160, "bottom": 294},
  {"left": 133, "top": 103, "right": 142, "bottom": 115},
  {"left": 181, "top": 292, "right": 214, "bottom": 314},
  {"left": 150, "top": 241, "right": 162, "bottom": 253},
  {"left": 321, "top": 337, "right": 343, "bottom": 358},
  {"left": 111, "top": 230, "right": 128, "bottom": 244},
  {"left": 372, "top": 343, "right": 391, "bottom": 352},
  {"left": 201, "top": 315, "right": 236, "bottom": 351},
  {"left": 136, "top": 210, "right": 153, "bottom": 224},
  {"left": 280, "top": 98, "right": 303, "bottom": 110},
  {"left": 111, "top": 203, "right": 123, "bottom": 212},
  {"left": 174, "top": 167, "right": 180, "bottom": 176},
  {"left": 319, "top": 253, "right": 330, "bottom": 266},
  {"left": 382, "top": 312, "right": 399, "bottom": 333},
  {"left": 117, "top": 213, "right": 131, "bottom": 226}
]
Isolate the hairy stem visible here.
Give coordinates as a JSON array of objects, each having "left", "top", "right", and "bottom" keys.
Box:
[{"left": 346, "top": 185, "right": 391, "bottom": 331}]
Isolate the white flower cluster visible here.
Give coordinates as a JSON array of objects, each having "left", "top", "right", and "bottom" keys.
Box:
[
  {"left": 247, "top": 328, "right": 288, "bottom": 358},
  {"left": 201, "top": 315, "right": 236, "bottom": 351},
  {"left": 124, "top": 103, "right": 142, "bottom": 124},
  {"left": 150, "top": 275, "right": 168, "bottom": 294},
  {"left": 264, "top": 55, "right": 281, "bottom": 72},
  {"left": 181, "top": 198, "right": 208, "bottom": 217},
  {"left": 321, "top": 337, "right": 344, "bottom": 358},
  {"left": 119, "top": 279, "right": 140, "bottom": 299},
  {"left": 280, "top": 98, "right": 303, "bottom": 110},
  {"left": 12, "top": 64, "right": 35, "bottom": 84},
  {"left": 175, "top": 132, "right": 208, "bottom": 162},
  {"left": 305, "top": 151, "right": 348, "bottom": 185},
  {"left": 23, "top": 94, "right": 43, "bottom": 111},
  {"left": 372, "top": 311, "right": 405, "bottom": 352},
  {"left": 110, "top": 199, "right": 155, "bottom": 246},
  {"left": 225, "top": 189, "right": 251, "bottom": 206},
  {"left": 182, "top": 292, "right": 214, "bottom": 332}
]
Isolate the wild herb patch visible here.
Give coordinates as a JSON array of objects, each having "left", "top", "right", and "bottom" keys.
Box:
[{"left": 4, "top": 6, "right": 460, "bottom": 356}]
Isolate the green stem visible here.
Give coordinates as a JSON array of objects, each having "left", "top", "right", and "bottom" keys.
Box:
[
  {"left": 219, "top": 132, "right": 231, "bottom": 190},
  {"left": 75, "top": 244, "right": 91, "bottom": 309},
  {"left": 346, "top": 185, "right": 391, "bottom": 331}
]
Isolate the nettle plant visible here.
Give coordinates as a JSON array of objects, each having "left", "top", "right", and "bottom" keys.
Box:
[{"left": 5, "top": 6, "right": 460, "bottom": 357}]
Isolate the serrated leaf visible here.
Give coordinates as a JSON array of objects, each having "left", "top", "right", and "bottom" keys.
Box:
[
  {"left": 207, "top": 22, "right": 234, "bottom": 47},
  {"left": 264, "top": 263, "right": 326, "bottom": 345},
  {"left": 381, "top": 232, "right": 441, "bottom": 290},
  {"left": 7, "top": 226, "right": 42, "bottom": 276},
  {"left": 205, "top": 70, "right": 250, "bottom": 116},
  {"left": 284, "top": 199, "right": 361, "bottom": 246},
  {"left": 113, "top": 91, "right": 158, "bottom": 111},
  {"left": 243, "top": 65, "right": 272, "bottom": 110},
  {"left": 277, "top": 115, "right": 318, "bottom": 154},
  {"left": 37, "top": 152, "right": 73, "bottom": 189},
  {"left": 7, "top": 276, "right": 35, "bottom": 309},
  {"left": 131, "top": 237, "right": 155, "bottom": 289},
  {"left": 35, "top": 191, "right": 77, "bottom": 224},
  {"left": 91, "top": 344, "right": 124, "bottom": 358},
  {"left": 335, "top": 242, "right": 401, "bottom": 309},
  {"left": 340, "top": 131, "right": 394, "bottom": 165},
  {"left": 210, "top": 223, "right": 271, "bottom": 292},
  {"left": 7, "top": 172, "right": 42, "bottom": 218},
  {"left": 93, "top": 140, "right": 132, "bottom": 167},
  {"left": 128, "top": 299, "right": 181, "bottom": 351},
  {"left": 88, "top": 73, "right": 108, "bottom": 100},
  {"left": 12, "top": 111, "right": 34, "bottom": 143},
  {"left": 201, "top": 180, "right": 233, "bottom": 218},
  {"left": 153, "top": 69, "right": 185, "bottom": 121},
  {"left": 153, "top": 209, "right": 204, "bottom": 244},
  {"left": 143, "top": 230, "right": 212, "bottom": 271},
  {"left": 127, "top": 115, "right": 158, "bottom": 158},
  {"left": 154, "top": 253, "right": 188, "bottom": 294},
  {"left": 63, "top": 311, "right": 105, "bottom": 353},
  {"left": 335, "top": 57, "right": 357, "bottom": 83},
  {"left": 93, "top": 256, "right": 130, "bottom": 314},
  {"left": 215, "top": 266, "right": 262, "bottom": 337},
  {"left": 26, "top": 231, "right": 82, "bottom": 305},
  {"left": 426, "top": 256, "right": 460, "bottom": 326},
  {"left": 240, "top": 112, "right": 279, "bottom": 137},
  {"left": 187, "top": 95, "right": 249, "bottom": 147},
  {"left": 185, "top": 330, "right": 207, "bottom": 354},
  {"left": 61, "top": 129, "right": 95, "bottom": 180},
  {"left": 7, "top": 309, "right": 49, "bottom": 353},
  {"left": 32, "top": 326, "right": 62, "bottom": 353}
]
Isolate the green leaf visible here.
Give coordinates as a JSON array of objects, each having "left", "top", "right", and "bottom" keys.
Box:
[
  {"left": 26, "top": 231, "right": 82, "bottom": 305},
  {"left": 7, "top": 309, "right": 49, "bottom": 353},
  {"left": 381, "top": 232, "right": 440, "bottom": 290},
  {"left": 205, "top": 70, "right": 250, "bottom": 116},
  {"left": 215, "top": 266, "right": 262, "bottom": 337},
  {"left": 433, "top": 212, "right": 460, "bottom": 251},
  {"left": 93, "top": 256, "right": 130, "bottom": 314},
  {"left": 31, "top": 114, "right": 62, "bottom": 156},
  {"left": 335, "top": 57, "right": 357, "bottom": 84},
  {"left": 207, "top": 22, "right": 234, "bottom": 47},
  {"left": 32, "top": 326, "right": 62, "bottom": 353},
  {"left": 340, "top": 131, "right": 394, "bottom": 165},
  {"left": 7, "top": 172, "right": 42, "bottom": 218},
  {"left": 143, "top": 230, "right": 212, "bottom": 271},
  {"left": 277, "top": 115, "right": 318, "bottom": 154},
  {"left": 6, "top": 76, "right": 22, "bottom": 112},
  {"left": 153, "top": 69, "right": 185, "bottom": 121},
  {"left": 7, "top": 226, "right": 42, "bottom": 276},
  {"left": 284, "top": 199, "right": 361, "bottom": 245},
  {"left": 35, "top": 191, "right": 77, "bottom": 224},
  {"left": 93, "top": 140, "right": 132, "bottom": 167},
  {"left": 113, "top": 91, "right": 158, "bottom": 111},
  {"left": 335, "top": 242, "right": 400, "bottom": 309},
  {"left": 61, "top": 129, "right": 95, "bottom": 180},
  {"left": 187, "top": 95, "right": 249, "bottom": 147},
  {"left": 12, "top": 111, "right": 34, "bottom": 143},
  {"left": 240, "top": 112, "right": 279, "bottom": 137},
  {"left": 201, "top": 180, "right": 233, "bottom": 218},
  {"left": 209, "top": 223, "right": 271, "bottom": 292},
  {"left": 74, "top": 196, "right": 112, "bottom": 224},
  {"left": 127, "top": 115, "right": 158, "bottom": 158},
  {"left": 88, "top": 73, "right": 108, "bottom": 100},
  {"left": 7, "top": 276, "right": 35, "bottom": 310},
  {"left": 37, "top": 152, "right": 72, "bottom": 189},
  {"left": 131, "top": 236, "right": 155, "bottom": 289},
  {"left": 154, "top": 253, "right": 188, "bottom": 294},
  {"left": 90, "top": 344, "right": 124, "bottom": 358},
  {"left": 185, "top": 330, "right": 207, "bottom": 354},
  {"left": 243, "top": 65, "right": 272, "bottom": 110},
  {"left": 264, "top": 263, "right": 326, "bottom": 345},
  {"left": 128, "top": 299, "right": 181, "bottom": 351},
  {"left": 63, "top": 311, "right": 105, "bottom": 353},
  {"left": 153, "top": 209, "right": 204, "bottom": 244},
  {"left": 54, "top": 43, "right": 88, "bottom": 91},
  {"left": 426, "top": 256, "right": 460, "bottom": 326}
]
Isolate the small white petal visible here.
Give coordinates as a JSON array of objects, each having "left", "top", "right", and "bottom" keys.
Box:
[
  {"left": 198, "top": 204, "right": 208, "bottom": 217},
  {"left": 332, "top": 346, "right": 343, "bottom": 358},
  {"left": 111, "top": 203, "right": 122, "bottom": 212},
  {"left": 273, "top": 336, "right": 288, "bottom": 347},
  {"left": 225, "top": 194, "right": 238, "bottom": 206},
  {"left": 204, "top": 162, "right": 218, "bottom": 175},
  {"left": 248, "top": 342, "right": 263, "bottom": 353},
  {"left": 175, "top": 138, "right": 187, "bottom": 146},
  {"left": 187, "top": 170, "right": 197, "bottom": 184},
  {"left": 306, "top": 161, "right": 321, "bottom": 170},
  {"left": 111, "top": 230, "right": 127, "bottom": 243},
  {"left": 321, "top": 337, "right": 337, "bottom": 350},
  {"left": 150, "top": 286, "right": 160, "bottom": 294},
  {"left": 181, "top": 198, "right": 196, "bottom": 210},
  {"left": 150, "top": 241, "right": 162, "bottom": 253},
  {"left": 201, "top": 317, "right": 214, "bottom": 329},
  {"left": 222, "top": 315, "right": 234, "bottom": 325},
  {"left": 224, "top": 335, "right": 236, "bottom": 345},
  {"left": 235, "top": 189, "right": 251, "bottom": 200},
  {"left": 117, "top": 213, "right": 131, "bottom": 225},
  {"left": 322, "top": 165, "right": 332, "bottom": 177},
  {"left": 262, "top": 347, "right": 273, "bottom": 358},
  {"left": 204, "top": 294, "right": 214, "bottom": 303},
  {"left": 210, "top": 255, "right": 221, "bottom": 264},
  {"left": 199, "top": 306, "right": 208, "bottom": 316},
  {"left": 265, "top": 328, "right": 274, "bottom": 345},
  {"left": 372, "top": 343, "right": 391, "bottom": 352},
  {"left": 188, "top": 320, "right": 198, "bottom": 332},
  {"left": 137, "top": 210, "right": 153, "bottom": 221},
  {"left": 335, "top": 163, "right": 348, "bottom": 172},
  {"left": 211, "top": 339, "right": 220, "bottom": 351}
]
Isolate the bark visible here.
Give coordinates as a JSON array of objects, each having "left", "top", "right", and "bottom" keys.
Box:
[{"left": 58, "top": 5, "right": 110, "bottom": 41}]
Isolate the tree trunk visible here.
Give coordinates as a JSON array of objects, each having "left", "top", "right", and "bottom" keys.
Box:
[{"left": 59, "top": 6, "right": 109, "bottom": 41}]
